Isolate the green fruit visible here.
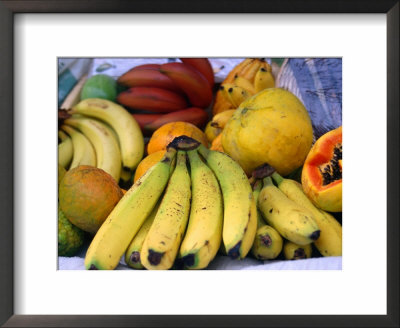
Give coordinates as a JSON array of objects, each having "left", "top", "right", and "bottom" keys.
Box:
[
  {"left": 80, "top": 74, "right": 117, "bottom": 102},
  {"left": 58, "top": 207, "right": 85, "bottom": 257}
]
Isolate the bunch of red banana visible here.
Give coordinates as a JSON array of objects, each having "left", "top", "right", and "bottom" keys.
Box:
[{"left": 116, "top": 59, "right": 214, "bottom": 134}]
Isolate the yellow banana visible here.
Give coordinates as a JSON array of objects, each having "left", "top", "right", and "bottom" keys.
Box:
[
  {"left": 283, "top": 240, "right": 312, "bottom": 260},
  {"left": 210, "top": 109, "right": 236, "bottom": 129},
  {"left": 220, "top": 84, "right": 252, "bottom": 108},
  {"left": 197, "top": 142, "right": 257, "bottom": 259},
  {"left": 125, "top": 200, "right": 161, "bottom": 269},
  {"left": 141, "top": 150, "right": 191, "bottom": 270},
  {"left": 179, "top": 149, "right": 223, "bottom": 269},
  {"left": 61, "top": 125, "right": 96, "bottom": 168},
  {"left": 58, "top": 130, "right": 73, "bottom": 169},
  {"left": 250, "top": 180, "right": 283, "bottom": 260},
  {"left": 64, "top": 116, "right": 122, "bottom": 182},
  {"left": 72, "top": 98, "right": 144, "bottom": 173},
  {"left": 240, "top": 58, "right": 263, "bottom": 83},
  {"left": 258, "top": 176, "right": 320, "bottom": 246},
  {"left": 271, "top": 172, "right": 342, "bottom": 256},
  {"left": 233, "top": 76, "right": 256, "bottom": 95},
  {"left": 254, "top": 67, "right": 275, "bottom": 93},
  {"left": 84, "top": 146, "right": 177, "bottom": 270},
  {"left": 204, "top": 121, "right": 222, "bottom": 144}
]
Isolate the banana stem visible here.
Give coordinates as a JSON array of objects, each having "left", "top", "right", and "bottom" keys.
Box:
[
  {"left": 176, "top": 150, "right": 187, "bottom": 166},
  {"left": 263, "top": 176, "right": 274, "bottom": 187},
  {"left": 197, "top": 144, "right": 210, "bottom": 159},
  {"left": 161, "top": 147, "right": 177, "bottom": 164},
  {"left": 271, "top": 172, "right": 284, "bottom": 186},
  {"left": 252, "top": 179, "right": 262, "bottom": 192}
]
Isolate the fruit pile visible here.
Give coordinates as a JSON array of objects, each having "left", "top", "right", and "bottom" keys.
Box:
[{"left": 58, "top": 58, "right": 343, "bottom": 270}]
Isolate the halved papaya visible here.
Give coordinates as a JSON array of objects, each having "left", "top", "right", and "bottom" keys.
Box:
[{"left": 301, "top": 126, "right": 342, "bottom": 212}]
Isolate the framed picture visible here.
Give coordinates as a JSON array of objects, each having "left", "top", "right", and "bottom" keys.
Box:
[{"left": 0, "top": 1, "right": 398, "bottom": 327}]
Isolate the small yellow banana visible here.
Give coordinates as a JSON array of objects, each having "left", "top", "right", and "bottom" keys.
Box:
[
  {"left": 210, "top": 109, "right": 236, "bottom": 129},
  {"left": 61, "top": 125, "right": 96, "bottom": 168},
  {"left": 283, "top": 240, "right": 312, "bottom": 260},
  {"left": 220, "top": 84, "right": 251, "bottom": 108},
  {"left": 271, "top": 172, "right": 342, "bottom": 257},
  {"left": 233, "top": 76, "right": 256, "bottom": 95},
  {"left": 58, "top": 130, "right": 73, "bottom": 169},
  {"left": 254, "top": 67, "right": 275, "bottom": 93},
  {"left": 125, "top": 200, "right": 161, "bottom": 269},
  {"left": 240, "top": 58, "right": 263, "bottom": 83},
  {"left": 179, "top": 149, "right": 223, "bottom": 269},
  {"left": 84, "top": 146, "right": 177, "bottom": 270},
  {"left": 258, "top": 176, "right": 320, "bottom": 246},
  {"left": 251, "top": 180, "right": 283, "bottom": 260},
  {"left": 141, "top": 150, "right": 191, "bottom": 270}
]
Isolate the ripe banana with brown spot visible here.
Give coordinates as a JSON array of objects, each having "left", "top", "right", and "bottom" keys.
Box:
[
  {"left": 197, "top": 142, "right": 257, "bottom": 259},
  {"left": 271, "top": 172, "right": 342, "bottom": 256},
  {"left": 124, "top": 200, "right": 161, "bottom": 269},
  {"left": 179, "top": 149, "right": 223, "bottom": 269},
  {"left": 251, "top": 180, "right": 283, "bottom": 260},
  {"left": 283, "top": 240, "right": 312, "bottom": 260},
  {"left": 210, "top": 109, "right": 236, "bottom": 129},
  {"left": 140, "top": 150, "right": 191, "bottom": 270},
  {"left": 233, "top": 76, "right": 256, "bottom": 95},
  {"left": 84, "top": 147, "right": 177, "bottom": 270},
  {"left": 254, "top": 67, "right": 275, "bottom": 92},
  {"left": 220, "top": 84, "right": 252, "bottom": 108},
  {"left": 258, "top": 176, "right": 320, "bottom": 246}
]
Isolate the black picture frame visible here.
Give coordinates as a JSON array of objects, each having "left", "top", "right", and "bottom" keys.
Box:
[{"left": 0, "top": 1, "right": 398, "bottom": 327}]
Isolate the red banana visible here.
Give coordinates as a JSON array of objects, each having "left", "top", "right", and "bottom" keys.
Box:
[
  {"left": 144, "top": 107, "right": 209, "bottom": 132},
  {"left": 117, "top": 66, "right": 182, "bottom": 93},
  {"left": 159, "top": 62, "right": 213, "bottom": 108},
  {"left": 131, "top": 64, "right": 161, "bottom": 71},
  {"left": 180, "top": 58, "right": 215, "bottom": 89},
  {"left": 117, "top": 87, "right": 188, "bottom": 113},
  {"left": 132, "top": 113, "right": 163, "bottom": 129}
]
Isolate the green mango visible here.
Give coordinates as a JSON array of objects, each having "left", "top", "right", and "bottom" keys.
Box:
[{"left": 80, "top": 74, "right": 117, "bottom": 102}]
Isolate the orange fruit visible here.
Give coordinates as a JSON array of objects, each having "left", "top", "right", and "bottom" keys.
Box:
[
  {"left": 133, "top": 150, "right": 166, "bottom": 183},
  {"left": 59, "top": 165, "right": 123, "bottom": 234},
  {"left": 210, "top": 133, "right": 224, "bottom": 152},
  {"left": 147, "top": 121, "right": 209, "bottom": 154}
]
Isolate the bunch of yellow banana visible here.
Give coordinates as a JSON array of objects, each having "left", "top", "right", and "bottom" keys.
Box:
[
  {"left": 212, "top": 58, "right": 275, "bottom": 116},
  {"left": 58, "top": 98, "right": 145, "bottom": 187},
  {"left": 247, "top": 165, "right": 342, "bottom": 261},
  {"left": 84, "top": 135, "right": 257, "bottom": 270}
]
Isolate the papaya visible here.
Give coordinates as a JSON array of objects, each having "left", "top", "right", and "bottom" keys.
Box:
[
  {"left": 222, "top": 88, "right": 314, "bottom": 176},
  {"left": 301, "top": 126, "right": 342, "bottom": 212},
  {"left": 59, "top": 165, "right": 124, "bottom": 234}
]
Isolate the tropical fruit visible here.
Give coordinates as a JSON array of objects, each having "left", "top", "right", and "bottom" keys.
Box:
[
  {"left": 301, "top": 126, "right": 342, "bottom": 212},
  {"left": 59, "top": 165, "right": 124, "bottom": 234},
  {"left": 222, "top": 88, "right": 314, "bottom": 176},
  {"left": 58, "top": 207, "right": 85, "bottom": 257},
  {"left": 133, "top": 150, "right": 166, "bottom": 183},
  {"left": 146, "top": 121, "right": 209, "bottom": 154},
  {"left": 80, "top": 74, "right": 117, "bottom": 102}
]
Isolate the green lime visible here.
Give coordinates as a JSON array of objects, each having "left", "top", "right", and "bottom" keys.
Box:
[
  {"left": 80, "top": 74, "right": 117, "bottom": 102},
  {"left": 58, "top": 207, "right": 85, "bottom": 257}
]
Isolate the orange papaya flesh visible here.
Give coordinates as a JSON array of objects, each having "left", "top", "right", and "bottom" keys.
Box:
[{"left": 301, "top": 126, "right": 342, "bottom": 212}]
